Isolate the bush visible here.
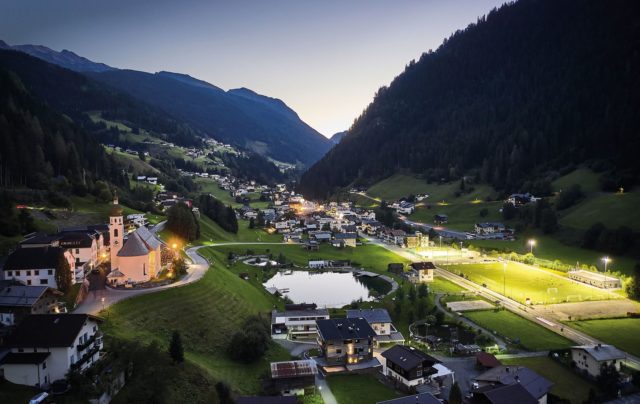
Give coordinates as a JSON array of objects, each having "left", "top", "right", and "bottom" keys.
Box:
[{"left": 227, "top": 315, "right": 270, "bottom": 363}]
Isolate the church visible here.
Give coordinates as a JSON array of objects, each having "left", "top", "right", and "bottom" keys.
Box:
[{"left": 107, "top": 198, "right": 163, "bottom": 285}]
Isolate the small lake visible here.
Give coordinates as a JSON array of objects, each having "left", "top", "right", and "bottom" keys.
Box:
[{"left": 263, "top": 270, "right": 390, "bottom": 308}]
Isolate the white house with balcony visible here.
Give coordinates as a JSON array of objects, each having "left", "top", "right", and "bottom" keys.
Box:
[
  {"left": 0, "top": 314, "right": 103, "bottom": 387},
  {"left": 2, "top": 246, "right": 76, "bottom": 288},
  {"left": 271, "top": 307, "right": 330, "bottom": 340}
]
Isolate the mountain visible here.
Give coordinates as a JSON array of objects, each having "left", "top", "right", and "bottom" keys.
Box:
[
  {"left": 330, "top": 131, "right": 347, "bottom": 145},
  {"left": 0, "top": 40, "right": 114, "bottom": 73},
  {"left": 299, "top": 0, "right": 640, "bottom": 199},
  {"left": 88, "top": 69, "right": 332, "bottom": 165}
]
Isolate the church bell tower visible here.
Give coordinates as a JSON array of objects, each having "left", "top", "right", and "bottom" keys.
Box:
[{"left": 109, "top": 194, "right": 124, "bottom": 269}]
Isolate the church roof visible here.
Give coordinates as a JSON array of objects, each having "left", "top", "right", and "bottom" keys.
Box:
[
  {"left": 135, "top": 226, "right": 161, "bottom": 250},
  {"left": 116, "top": 227, "right": 162, "bottom": 257}
]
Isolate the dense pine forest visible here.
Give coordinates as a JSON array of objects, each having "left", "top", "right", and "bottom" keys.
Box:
[{"left": 300, "top": 0, "right": 640, "bottom": 198}]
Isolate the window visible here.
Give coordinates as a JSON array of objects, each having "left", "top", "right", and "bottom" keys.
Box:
[
  {"left": 27, "top": 280, "right": 32, "bottom": 285},
  {"left": 40, "top": 279, "right": 48, "bottom": 285},
  {"left": 70, "top": 354, "right": 75, "bottom": 364},
  {"left": 76, "top": 249, "right": 80, "bottom": 254},
  {"left": 26, "top": 270, "right": 31, "bottom": 276},
  {"left": 18, "top": 348, "right": 24, "bottom": 353},
  {"left": 416, "top": 369, "right": 423, "bottom": 377},
  {"left": 336, "top": 349, "right": 342, "bottom": 354},
  {"left": 114, "top": 229, "right": 118, "bottom": 237},
  {"left": 6, "top": 271, "right": 11, "bottom": 277},
  {"left": 14, "top": 270, "right": 20, "bottom": 276},
  {"left": 48, "top": 270, "right": 53, "bottom": 275},
  {"left": 143, "top": 263, "right": 146, "bottom": 276}
]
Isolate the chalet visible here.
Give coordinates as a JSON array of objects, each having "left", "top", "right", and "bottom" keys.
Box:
[
  {"left": 407, "top": 262, "right": 435, "bottom": 283},
  {"left": 126, "top": 213, "right": 148, "bottom": 229},
  {"left": 0, "top": 286, "right": 64, "bottom": 326},
  {"left": 475, "top": 222, "right": 506, "bottom": 235},
  {"left": 506, "top": 193, "right": 536, "bottom": 206},
  {"left": 267, "top": 360, "right": 317, "bottom": 396},
  {"left": 571, "top": 344, "right": 625, "bottom": 378},
  {"left": 308, "top": 260, "right": 329, "bottom": 269},
  {"left": 361, "top": 220, "right": 383, "bottom": 235},
  {"left": 332, "top": 233, "right": 357, "bottom": 248},
  {"left": 381, "top": 345, "right": 454, "bottom": 391},
  {"left": 0, "top": 314, "right": 103, "bottom": 387},
  {"left": 382, "top": 229, "right": 407, "bottom": 246},
  {"left": 433, "top": 214, "right": 448, "bottom": 225},
  {"left": 275, "top": 221, "right": 290, "bottom": 233},
  {"left": 136, "top": 175, "right": 147, "bottom": 181},
  {"left": 146, "top": 177, "right": 158, "bottom": 185},
  {"left": 396, "top": 201, "right": 415, "bottom": 215},
  {"left": 271, "top": 305, "right": 330, "bottom": 339},
  {"left": 405, "top": 232, "right": 428, "bottom": 249},
  {"left": 346, "top": 309, "right": 404, "bottom": 345},
  {"left": 476, "top": 352, "right": 502, "bottom": 369},
  {"left": 2, "top": 246, "right": 76, "bottom": 289},
  {"left": 387, "top": 263, "right": 405, "bottom": 275},
  {"left": 316, "top": 318, "right": 377, "bottom": 366},
  {"left": 472, "top": 366, "right": 552, "bottom": 404},
  {"left": 57, "top": 231, "right": 98, "bottom": 268},
  {"left": 310, "top": 231, "right": 332, "bottom": 243},
  {"left": 283, "top": 233, "right": 302, "bottom": 243}
]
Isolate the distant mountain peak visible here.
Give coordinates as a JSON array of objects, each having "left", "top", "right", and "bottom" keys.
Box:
[
  {"left": 157, "top": 71, "right": 223, "bottom": 92},
  {"left": 0, "top": 40, "right": 114, "bottom": 73},
  {"left": 330, "top": 130, "right": 347, "bottom": 144}
]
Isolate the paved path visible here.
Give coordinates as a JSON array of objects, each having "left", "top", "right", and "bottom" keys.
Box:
[
  {"left": 315, "top": 371, "right": 337, "bottom": 404},
  {"left": 74, "top": 246, "right": 209, "bottom": 314}
]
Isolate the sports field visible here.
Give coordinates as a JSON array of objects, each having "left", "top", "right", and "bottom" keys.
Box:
[
  {"left": 445, "top": 262, "right": 620, "bottom": 304},
  {"left": 568, "top": 318, "right": 640, "bottom": 357}
]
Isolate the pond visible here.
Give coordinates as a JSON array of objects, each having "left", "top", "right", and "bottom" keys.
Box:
[{"left": 263, "top": 270, "right": 391, "bottom": 308}]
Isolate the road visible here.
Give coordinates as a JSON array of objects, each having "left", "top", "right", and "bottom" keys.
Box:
[
  {"left": 362, "top": 234, "right": 640, "bottom": 370},
  {"left": 74, "top": 246, "right": 209, "bottom": 314}
]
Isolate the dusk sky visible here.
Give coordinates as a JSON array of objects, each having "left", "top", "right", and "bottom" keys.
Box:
[{"left": 0, "top": 0, "right": 504, "bottom": 137}]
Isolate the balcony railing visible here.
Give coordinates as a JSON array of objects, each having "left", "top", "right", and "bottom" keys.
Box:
[
  {"left": 70, "top": 345, "right": 100, "bottom": 371},
  {"left": 76, "top": 334, "right": 97, "bottom": 352}
]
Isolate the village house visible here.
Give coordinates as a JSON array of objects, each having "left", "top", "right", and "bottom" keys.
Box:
[
  {"left": 395, "top": 201, "right": 415, "bottom": 215},
  {"left": 382, "top": 229, "right": 407, "bottom": 246},
  {"left": 346, "top": 308, "right": 404, "bottom": 345},
  {"left": 571, "top": 344, "right": 626, "bottom": 378},
  {"left": 332, "top": 233, "right": 357, "bottom": 248},
  {"left": 506, "top": 193, "right": 537, "bottom": 206},
  {"left": 316, "top": 318, "right": 377, "bottom": 367},
  {"left": 2, "top": 246, "right": 76, "bottom": 289},
  {"left": 381, "top": 345, "right": 454, "bottom": 393},
  {"left": 405, "top": 232, "right": 429, "bottom": 249},
  {"left": 309, "top": 231, "right": 332, "bottom": 243},
  {"left": 407, "top": 262, "right": 436, "bottom": 283},
  {"left": 433, "top": 214, "right": 448, "bottom": 225},
  {"left": 57, "top": 231, "right": 98, "bottom": 269},
  {"left": 475, "top": 222, "right": 506, "bottom": 235},
  {"left": 271, "top": 305, "right": 330, "bottom": 340},
  {"left": 0, "top": 285, "right": 64, "bottom": 326},
  {"left": 0, "top": 314, "right": 103, "bottom": 387},
  {"left": 471, "top": 366, "right": 552, "bottom": 404}
]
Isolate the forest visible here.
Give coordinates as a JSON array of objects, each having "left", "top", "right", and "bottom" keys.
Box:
[{"left": 299, "top": 0, "right": 640, "bottom": 199}]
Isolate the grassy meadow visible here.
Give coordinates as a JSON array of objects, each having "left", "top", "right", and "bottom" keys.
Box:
[{"left": 567, "top": 318, "right": 640, "bottom": 357}]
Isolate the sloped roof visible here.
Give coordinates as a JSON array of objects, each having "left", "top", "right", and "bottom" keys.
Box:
[
  {"left": 0, "top": 285, "right": 59, "bottom": 307},
  {"left": 381, "top": 345, "right": 439, "bottom": 372},
  {"left": 117, "top": 233, "right": 150, "bottom": 257},
  {"left": 572, "top": 344, "right": 626, "bottom": 361},
  {"left": 478, "top": 383, "right": 538, "bottom": 404},
  {"left": 1, "top": 352, "right": 50, "bottom": 364},
  {"left": 475, "top": 366, "right": 552, "bottom": 399},
  {"left": 5, "top": 314, "right": 98, "bottom": 348},
  {"left": 3, "top": 246, "right": 65, "bottom": 270},
  {"left": 316, "top": 318, "right": 376, "bottom": 341},
  {"left": 135, "top": 226, "right": 161, "bottom": 250},
  {"left": 346, "top": 308, "right": 392, "bottom": 324}
]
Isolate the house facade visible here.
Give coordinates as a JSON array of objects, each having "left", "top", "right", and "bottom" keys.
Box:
[
  {"left": 346, "top": 308, "right": 405, "bottom": 345},
  {"left": 316, "top": 318, "right": 376, "bottom": 366},
  {"left": 381, "top": 345, "right": 441, "bottom": 389},
  {"left": 0, "top": 314, "right": 103, "bottom": 387},
  {"left": 2, "top": 246, "right": 76, "bottom": 289},
  {"left": 571, "top": 344, "right": 625, "bottom": 378},
  {"left": 407, "top": 262, "right": 435, "bottom": 283},
  {"left": 271, "top": 308, "right": 330, "bottom": 339},
  {"left": 0, "top": 285, "right": 63, "bottom": 326}
]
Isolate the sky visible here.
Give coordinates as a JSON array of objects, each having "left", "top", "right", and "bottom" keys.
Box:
[{"left": 0, "top": 0, "right": 504, "bottom": 137}]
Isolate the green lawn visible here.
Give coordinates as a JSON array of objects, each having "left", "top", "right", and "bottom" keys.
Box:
[
  {"left": 468, "top": 231, "right": 637, "bottom": 275},
  {"left": 429, "top": 276, "right": 469, "bottom": 294},
  {"left": 501, "top": 356, "right": 595, "bottom": 403},
  {"left": 103, "top": 247, "right": 290, "bottom": 394},
  {"left": 195, "top": 178, "right": 239, "bottom": 206},
  {"left": 552, "top": 168, "right": 601, "bottom": 194},
  {"left": 559, "top": 191, "right": 640, "bottom": 231},
  {"left": 195, "top": 215, "right": 282, "bottom": 244},
  {"left": 327, "top": 374, "right": 399, "bottom": 404},
  {"left": 445, "top": 262, "right": 619, "bottom": 304},
  {"left": 367, "top": 174, "right": 494, "bottom": 203},
  {"left": 568, "top": 318, "right": 640, "bottom": 357},
  {"left": 464, "top": 310, "right": 573, "bottom": 351},
  {"left": 411, "top": 201, "right": 503, "bottom": 231}
]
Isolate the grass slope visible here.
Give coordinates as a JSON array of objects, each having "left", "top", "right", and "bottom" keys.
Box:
[
  {"left": 568, "top": 318, "right": 640, "bottom": 357},
  {"left": 327, "top": 374, "right": 399, "bottom": 404},
  {"left": 411, "top": 201, "right": 503, "bottom": 231},
  {"left": 500, "top": 356, "right": 595, "bottom": 403},
  {"left": 445, "top": 262, "right": 619, "bottom": 304},
  {"left": 103, "top": 247, "right": 289, "bottom": 394},
  {"left": 464, "top": 310, "right": 573, "bottom": 351},
  {"left": 552, "top": 168, "right": 601, "bottom": 194},
  {"left": 560, "top": 191, "right": 640, "bottom": 230}
]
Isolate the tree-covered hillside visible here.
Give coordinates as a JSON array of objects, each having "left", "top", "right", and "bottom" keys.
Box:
[{"left": 300, "top": 0, "right": 640, "bottom": 198}]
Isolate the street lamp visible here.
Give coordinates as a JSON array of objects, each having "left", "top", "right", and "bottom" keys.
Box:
[
  {"left": 528, "top": 239, "right": 536, "bottom": 254},
  {"left": 101, "top": 297, "right": 105, "bottom": 311},
  {"left": 602, "top": 256, "right": 611, "bottom": 273},
  {"left": 503, "top": 262, "right": 507, "bottom": 297}
]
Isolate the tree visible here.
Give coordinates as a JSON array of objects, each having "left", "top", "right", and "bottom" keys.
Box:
[
  {"left": 172, "top": 257, "right": 188, "bottom": 277},
  {"left": 169, "top": 331, "right": 184, "bottom": 363},
  {"left": 396, "top": 286, "right": 405, "bottom": 301},
  {"left": 626, "top": 263, "right": 640, "bottom": 300},
  {"left": 449, "top": 382, "right": 463, "bottom": 404},
  {"left": 166, "top": 203, "right": 198, "bottom": 241},
  {"left": 394, "top": 301, "right": 402, "bottom": 317},
  {"left": 249, "top": 217, "right": 255, "bottom": 229},
  {"left": 408, "top": 286, "right": 417, "bottom": 302},
  {"left": 227, "top": 315, "right": 270, "bottom": 363},
  {"left": 215, "top": 382, "right": 233, "bottom": 404},
  {"left": 502, "top": 203, "right": 518, "bottom": 220},
  {"left": 418, "top": 283, "right": 428, "bottom": 298},
  {"left": 55, "top": 253, "right": 72, "bottom": 293},
  {"left": 597, "top": 363, "right": 620, "bottom": 399},
  {"left": 407, "top": 310, "right": 414, "bottom": 325}
]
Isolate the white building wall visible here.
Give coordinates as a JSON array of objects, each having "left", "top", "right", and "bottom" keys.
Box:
[{"left": 2, "top": 363, "right": 49, "bottom": 386}]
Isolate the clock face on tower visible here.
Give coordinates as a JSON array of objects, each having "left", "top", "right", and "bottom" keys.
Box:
[{"left": 114, "top": 240, "right": 119, "bottom": 245}]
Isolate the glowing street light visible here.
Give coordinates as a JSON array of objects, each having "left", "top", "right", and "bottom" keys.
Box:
[
  {"left": 602, "top": 256, "right": 611, "bottom": 273},
  {"left": 172, "top": 243, "right": 178, "bottom": 249},
  {"left": 528, "top": 239, "right": 536, "bottom": 254}
]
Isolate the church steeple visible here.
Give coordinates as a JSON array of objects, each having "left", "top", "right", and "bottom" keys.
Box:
[{"left": 109, "top": 190, "right": 124, "bottom": 269}]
